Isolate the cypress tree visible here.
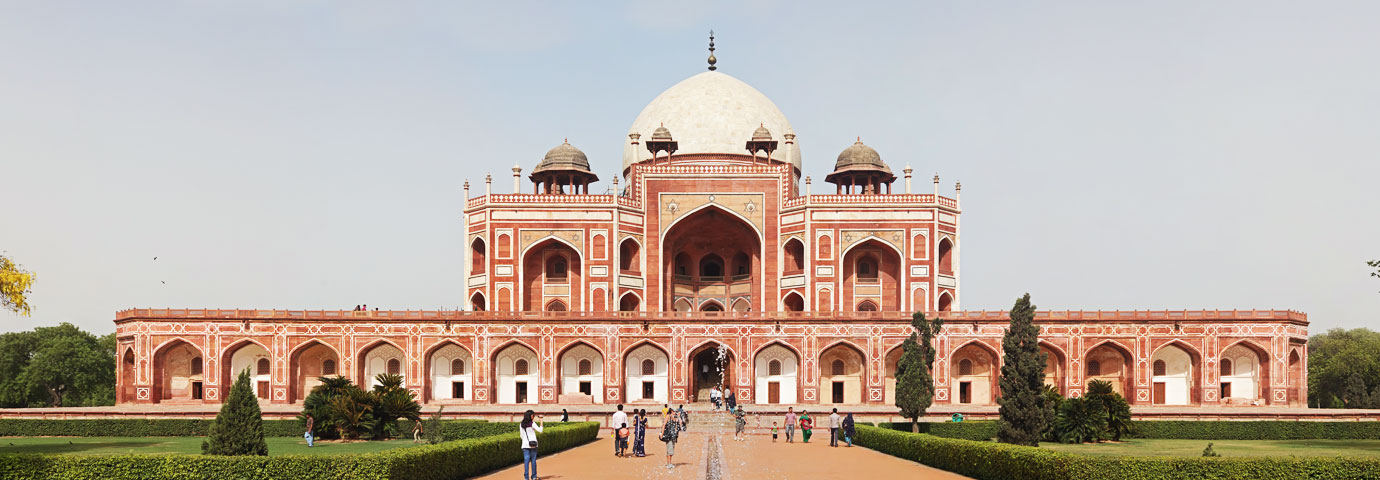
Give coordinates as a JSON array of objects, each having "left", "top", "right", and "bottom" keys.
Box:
[
  {"left": 896, "top": 311, "right": 943, "bottom": 433},
  {"left": 997, "top": 293, "right": 1050, "bottom": 446},
  {"left": 202, "top": 368, "right": 269, "bottom": 455}
]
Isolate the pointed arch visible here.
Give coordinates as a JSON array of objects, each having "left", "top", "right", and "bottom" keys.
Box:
[
  {"left": 289, "top": 339, "right": 340, "bottom": 403},
  {"left": 819, "top": 340, "right": 867, "bottom": 405},
  {"left": 1039, "top": 341, "right": 1067, "bottom": 395},
  {"left": 424, "top": 339, "right": 474, "bottom": 403},
  {"left": 470, "top": 291, "right": 487, "bottom": 311},
  {"left": 623, "top": 340, "right": 670, "bottom": 403},
  {"left": 937, "top": 291, "right": 954, "bottom": 312},
  {"left": 618, "top": 237, "right": 642, "bottom": 273},
  {"left": 1219, "top": 339, "right": 1270, "bottom": 404},
  {"left": 556, "top": 340, "right": 605, "bottom": 402},
  {"left": 754, "top": 340, "right": 801, "bottom": 404},
  {"left": 221, "top": 338, "right": 272, "bottom": 400},
  {"left": 782, "top": 237, "right": 806, "bottom": 275},
  {"left": 936, "top": 235, "right": 955, "bottom": 275},
  {"left": 660, "top": 203, "right": 765, "bottom": 244},
  {"left": 950, "top": 340, "right": 1000, "bottom": 405},
  {"left": 782, "top": 291, "right": 805, "bottom": 312},
  {"left": 699, "top": 299, "right": 725, "bottom": 312},
  {"left": 1084, "top": 339, "right": 1135, "bottom": 399},
  {"left": 1150, "top": 339, "right": 1202, "bottom": 405},
  {"left": 151, "top": 338, "right": 205, "bottom": 403},
  {"left": 470, "top": 236, "right": 487, "bottom": 274},
  {"left": 356, "top": 339, "right": 406, "bottom": 388},
  {"left": 491, "top": 340, "right": 540, "bottom": 405},
  {"left": 618, "top": 291, "right": 642, "bottom": 312}
]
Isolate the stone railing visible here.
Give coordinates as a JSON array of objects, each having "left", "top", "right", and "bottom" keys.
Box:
[{"left": 115, "top": 308, "right": 1307, "bottom": 323}]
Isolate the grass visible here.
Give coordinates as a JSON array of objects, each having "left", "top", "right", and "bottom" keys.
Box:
[
  {"left": 0, "top": 436, "right": 424, "bottom": 456},
  {"left": 1041, "top": 439, "right": 1380, "bottom": 457}
]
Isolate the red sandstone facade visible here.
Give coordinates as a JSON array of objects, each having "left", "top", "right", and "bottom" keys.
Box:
[{"left": 112, "top": 64, "right": 1309, "bottom": 410}]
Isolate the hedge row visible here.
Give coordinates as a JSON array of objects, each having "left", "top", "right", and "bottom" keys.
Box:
[
  {"left": 0, "top": 418, "right": 506, "bottom": 439},
  {"left": 875, "top": 420, "right": 1380, "bottom": 441},
  {"left": 874, "top": 421, "right": 1000, "bottom": 441},
  {"left": 855, "top": 425, "right": 1380, "bottom": 480},
  {"left": 1126, "top": 421, "right": 1380, "bottom": 440},
  {"left": 0, "top": 421, "right": 600, "bottom": 480}
]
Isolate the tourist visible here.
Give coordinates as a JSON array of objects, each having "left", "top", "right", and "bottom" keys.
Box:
[
  {"left": 413, "top": 419, "right": 423, "bottom": 443},
  {"left": 843, "top": 413, "right": 856, "bottom": 447},
  {"left": 519, "top": 410, "right": 544, "bottom": 480},
  {"left": 661, "top": 404, "right": 670, "bottom": 423},
  {"left": 303, "top": 414, "right": 314, "bottom": 447},
  {"left": 771, "top": 421, "right": 779, "bottom": 442},
  {"left": 634, "top": 409, "right": 648, "bottom": 457},
  {"left": 611, "top": 404, "right": 629, "bottom": 457},
  {"left": 799, "top": 410, "right": 813, "bottom": 443},
  {"left": 733, "top": 406, "right": 746, "bottom": 441},
  {"left": 829, "top": 408, "right": 841, "bottom": 447},
  {"left": 561, "top": 408, "right": 569, "bottom": 422},
  {"left": 661, "top": 409, "right": 682, "bottom": 469},
  {"left": 784, "top": 407, "right": 797, "bottom": 443},
  {"left": 711, "top": 385, "right": 722, "bottom": 410},
  {"left": 726, "top": 391, "right": 737, "bottom": 411},
  {"left": 678, "top": 404, "right": 689, "bottom": 432}
]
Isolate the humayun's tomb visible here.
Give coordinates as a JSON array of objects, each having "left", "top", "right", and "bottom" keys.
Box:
[{"left": 107, "top": 41, "right": 1310, "bottom": 418}]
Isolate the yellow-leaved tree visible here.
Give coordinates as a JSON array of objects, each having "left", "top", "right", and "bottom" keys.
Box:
[{"left": 1, "top": 255, "right": 36, "bottom": 316}]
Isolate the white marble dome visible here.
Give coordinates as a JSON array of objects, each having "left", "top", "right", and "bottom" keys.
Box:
[{"left": 625, "top": 71, "right": 801, "bottom": 172}]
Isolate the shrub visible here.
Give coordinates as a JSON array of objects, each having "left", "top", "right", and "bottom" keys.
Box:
[
  {"left": 854, "top": 425, "right": 1380, "bottom": 480},
  {"left": 875, "top": 421, "right": 1000, "bottom": 441},
  {"left": 1201, "top": 442, "right": 1220, "bottom": 457},
  {"left": 297, "top": 374, "right": 421, "bottom": 441},
  {"left": 201, "top": 369, "right": 268, "bottom": 456},
  {"left": 1054, "top": 396, "right": 1107, "bottom": 444},
  {"left": 0, "top": 421, "right": 600, "bottom": 480},
  {"left": 1085, "top": 380, "right": 1132, "bottom": 441},
  {"left": 1128, "top": 420, "right": 1380, "bottom": 440}
]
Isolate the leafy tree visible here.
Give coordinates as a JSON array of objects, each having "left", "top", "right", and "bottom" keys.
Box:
[
  {"left": 1053, "top": 396, "right": 1106, "bottom": 443},
  {"left": 1041, "top": 385, "right": 1064, "bottom": 442},
  {"left": 896, "top": 311, "right": 942, "bottom": 433},
  {"left": 0, "top": 255, "right": 36, "bottom": 316},
  {"left": 1369, "top": 260, "right": 1380, "bottom": 292},
  {"left": 997, "top": 293, "right": 1050, "bottom": 446},
  {"left": 1307, "top": 328, "right": 1380, "bottom": 408},
  {"left": 1086, "top": 379, "right": 1133, "bottom": 441},
  {"left": 202, "top": 369, "right": 269, "bottom": 456},
  {"left": 370, "top": 373, "right": 421, "bottom": 439},
  {"left": 0, "top": 323, "right": 114, "bottom": 407},
  {"left": 423, "top": 407, "right": 445, "bottom": 444},
  {"left": 298, "top": 374, "right": 420, "bottom": 441},
  {"left": 300, "top": 375, "right": 353, "bottom": 440}
]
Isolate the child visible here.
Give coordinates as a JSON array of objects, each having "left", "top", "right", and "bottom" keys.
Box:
[{"left": 771, "top": 421, "right": 779, "bottom": 442}]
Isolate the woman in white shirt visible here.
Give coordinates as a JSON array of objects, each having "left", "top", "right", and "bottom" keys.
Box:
[{"left": 519, "top": 410, "right": 544, "bottom": 480}]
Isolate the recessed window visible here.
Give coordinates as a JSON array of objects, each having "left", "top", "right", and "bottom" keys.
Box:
[
  {"left": 256, "top": 358, "right": 270, "bottom": 375},
  {"left": 958, "top": 359, "right": 973, "bottom": 376},
  {"left": 832, "top": 359, "right": 846, "bottom": 376},
  {"left": 387, "top": 358, "right": 401, "bottom": 376},
  {"left": 768, "top": 359, "right": 782, "bottom": 376},
  {"left": 191, "top": 357, "right": 203, "bottom": 376},
  {"left": 578, "top": 359, "right": 592, "bottom": 376},
  {"left": 1153, "top": 360, "right": 1167, "bottom": 377},
  {"left": 1219, "top": 359, "right": 1232, "bottom": 377},
  {"left": 322, "top": 359, "right": 336, "bottom": 375},
  {"left": 1087, "top": 361, "right": 1101, "bottom": 376},
  {"left": 641, "top": 359, "right": 655, "bottom": 376},
  {"left": 515, "top": 359, "right": 529, "bottom": 376},
  {"left": 451, "top": 359, "right": 465, "bottom": 375}
]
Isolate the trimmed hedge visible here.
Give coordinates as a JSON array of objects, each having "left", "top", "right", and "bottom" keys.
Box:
[
  {"left": 0, "top": 418, "right": 508, "bottom": 439},
  {"left": 0, "top": 421, "right": 599, "bottom": 480},
  {"left": 1127, "top": 421, "right": 1380, "bottom": 440},
  {"left": 856, "top": 425, "right": 1380, "bottom": 480},
  {"left": 876, "top": 420, "right": 1380, "bottom": 441},
  {"left": 875, "top": 421, "right": 1000, "bottom": 441}
]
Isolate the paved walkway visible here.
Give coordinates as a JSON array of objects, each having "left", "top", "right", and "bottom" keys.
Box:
[{"left": 474, "top": 428, "right": 968, "bottom": 480}]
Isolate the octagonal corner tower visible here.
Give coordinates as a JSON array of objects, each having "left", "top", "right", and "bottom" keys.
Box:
[{"left": 623, "top": 71, "right": 802, "bottom": 174}]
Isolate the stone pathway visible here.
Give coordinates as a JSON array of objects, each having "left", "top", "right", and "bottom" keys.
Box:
[{"left": 473, "top": 422, "right": 968, "bottom": 480}]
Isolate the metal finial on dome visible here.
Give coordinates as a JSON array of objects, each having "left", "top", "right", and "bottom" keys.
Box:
[{"left": 707, "top": 30, "right": 717, "bottom": 71}]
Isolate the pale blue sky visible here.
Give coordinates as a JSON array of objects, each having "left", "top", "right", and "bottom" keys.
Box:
[{"left": 2, "top": 1, "right": 1377, "bottom": 335}]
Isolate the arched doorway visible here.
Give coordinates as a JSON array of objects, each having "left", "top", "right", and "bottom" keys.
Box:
[
  {"left": 619, "top": 238, "right": 641, "bottom": 274},
  {"left": 625, "top": 343, "right": 669, "bottom": 403},
  {"left": 152, "top": 340, "right": 204, "bottom": 403},
  {"left": 358, "top": 341, "right": 405, "bottom": 389},
  {"left": 289, "top": 341, "right": 339, "bottom": 403},
  {"left": 119, "top": 348, "right": 136, "bottom": 403},
  {"left": 1150, "top": 342, "right": 1200, "bottom": 405},
  {"left": 1287, "top": 349, "right": 1303, "bottom": 406},
  {"left": 884, "top": 346, "right": 904, "bottom": 405},
  {"left": 522, "top": 238, "right": 582, "bottom": 311},
  {"left": 1085, "top": 341, "right": 1133, "bottom": 399},
  {"left": 223, "top": 341, "right": 271, "bottom": 400},
  {"left": 618, "top": 292, "right": 640, "bottom": 312},
  {"left": 493, "top": 342, "right": 539, "bottom": 404},
  {"left": 426, "top": 343, "right": 473, "bottom": 403},
  {"left": 819, "top": 342, "right": 866, "bottom": 405},
  {"left": 1041, "top": 343, "right": 1066, "bottom": 395},
  {"left": 754, "top": 343, "right": 799, "bottom": 404},
  {"left": 842, "top": 239, "right": 902, "bottom": 311},
  {"left": 689, "top": 342, "right": 734, "bottom": 403},
  {"left": 950, "top": 342, "right": 998, "bottom": 405},
  {"left": 663, "top": 207, "right": 761, "bottom": 312},
  {"left": 470, "top": 292, "right": 487, "bottom": 311},
  {"left": 782, "top": 292, "right": 804, "bottom": 312},
  {"left": 558, "top": 342, "right": 603, "bottom": 403},
  {"left": 1220, "top": 342, "right": 1269, "bottom": 404}
]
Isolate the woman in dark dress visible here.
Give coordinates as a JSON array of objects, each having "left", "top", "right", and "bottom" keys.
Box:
[
  {"left": 842, "top": 413, "right": 856, "bottom": 447},
  {"left": 633, "top": 409, "right": 648, "bottom": 457}
]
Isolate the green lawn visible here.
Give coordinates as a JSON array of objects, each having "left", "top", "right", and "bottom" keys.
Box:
[
  {"left": 0, "top": 436, "right": 424, "bottom": 456},
  {"left": 1041, "top": 439, "right": 1380, "bottom": 457}
]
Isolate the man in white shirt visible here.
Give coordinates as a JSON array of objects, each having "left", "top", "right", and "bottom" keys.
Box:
[
  {"left": 828, "top": 409, "right": 842, "bottom": 447},
  {"left": 610, "top": 404, "right": 629, "bottom": 457}
]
